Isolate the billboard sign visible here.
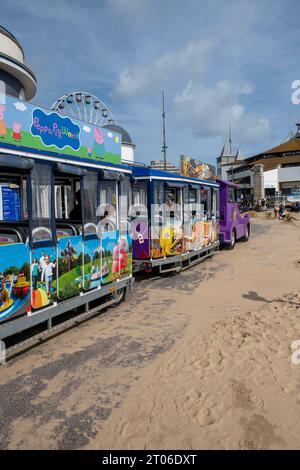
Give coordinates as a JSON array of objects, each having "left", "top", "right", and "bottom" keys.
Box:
[
  {"left": 180, "top": 155, "right": 216, "bottom": 180},
  {"left": 0, "top": 94, "right": 121, "bottom": 164}
]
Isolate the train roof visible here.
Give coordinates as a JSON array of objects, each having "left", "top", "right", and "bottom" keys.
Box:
[
  {"left": 131, "top": 166, "right": 219, "bottom": 188},
  {"left": 217, "top": 178, "right": 241, "bottom": 189},
  {"left": 0, "top": 147, "right": 133, "bottom": 174}
]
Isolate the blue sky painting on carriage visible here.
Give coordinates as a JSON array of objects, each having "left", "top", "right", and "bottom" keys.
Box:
[{"left": 2, "top": 0, "right": 300, "bottom": 165}]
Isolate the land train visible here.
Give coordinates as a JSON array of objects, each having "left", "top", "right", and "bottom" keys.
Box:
[{"left": 0, "top": 94, "right": 250, "bottom": 355}]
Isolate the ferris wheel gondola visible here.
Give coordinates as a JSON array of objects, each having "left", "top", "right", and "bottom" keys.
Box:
[{"left": 51, "top": 91, "right": 117, "bottom": 127}]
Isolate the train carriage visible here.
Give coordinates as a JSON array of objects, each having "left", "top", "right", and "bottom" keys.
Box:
[
  {"left": 0, "top": 95, "right": 134, "bottom": 355},
  {"left": 130, "top": 167, "right": 220, "bottom": 274}
]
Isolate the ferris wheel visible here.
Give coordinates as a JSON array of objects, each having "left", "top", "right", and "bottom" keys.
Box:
[{"left": 51, "top": 91, "right": 117, "bottom": 127}]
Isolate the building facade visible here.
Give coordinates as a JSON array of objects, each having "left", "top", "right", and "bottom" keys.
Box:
[
  {"left": 0, "top": 26, "right": 36, "bottom": 100},
  {"left": 230, "top": 126, "right": 300, "bottom": 199},
  {"left": 149, "top": 160, "right": 179, "bottom": 174},
  {"left": 217, "top": 141, "right": 244, "bottom": 180}
]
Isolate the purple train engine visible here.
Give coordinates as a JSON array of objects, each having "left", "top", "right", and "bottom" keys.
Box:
[{"left": 218, "top": 179, "right": 250, "bottom": 249}]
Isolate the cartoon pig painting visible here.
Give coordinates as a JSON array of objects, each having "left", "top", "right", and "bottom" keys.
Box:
[
  {"left": 93, "top": 127, "right": 105, "bottom": 158},
  {"left": 0, "top": 104, "right": 6, "bottom": 138},
  {"left": 12, "top": 122, "right": 22, "bottom": 141}
]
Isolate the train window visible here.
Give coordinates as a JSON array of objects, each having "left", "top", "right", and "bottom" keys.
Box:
[
  {"left": 31, "top": 163, "right": 53, "bottom": 242},
  {"left": 55, "top": 178, "right": 80, "bottom": 220},
  {"left": 82, "top": 171, "right": 97, "bottom": 234},
  {"left": 120, "top": 176, "right": 132, "bottom": 232},
  {"left": 152, "top": 182, "right": 164, "bottom": 226},
  {"left": 0, "top": 176, "right": 22, "bottom": 221},
  {"left": 133, "top": 181, "right": 147, "bottom": 207},
  {"left": 154, "top": 182, "right": 164, "bottom": 206},
  {"left": 165, "top": 187, "right": 182, "bottom": 222},
  {"left": 165, "top": 188, "right": 181, "bottom": 206},
  {"left": 212, "top": 188, "right": 219, "bottom": 217},
  {"left": 188, "top": 189, "right": 196, "bottom": 204},
  {"left": 228, "top": 187, "right": 238, "bottom": 203},
  {"left": 99, "top": 180, "right": 117, "bottom": 230},
  {"left": 200, "top": 186, "right": 212, "bottom": 216}
]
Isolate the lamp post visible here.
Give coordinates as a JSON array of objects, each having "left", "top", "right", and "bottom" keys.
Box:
[{"left": 162, "top": 90, "right": 168, "bottom": 171}]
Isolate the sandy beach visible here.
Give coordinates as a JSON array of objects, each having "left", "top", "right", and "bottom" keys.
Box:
[{"left": 1, "top": 216, "right": 300, "bottom": 450}]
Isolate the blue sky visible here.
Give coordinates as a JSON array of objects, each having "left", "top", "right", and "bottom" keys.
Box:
[{"left": 2, "top": 0, "right": 300, "bottom": 166}]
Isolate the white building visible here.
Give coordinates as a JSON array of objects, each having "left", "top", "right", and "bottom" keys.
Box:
[
  {"left": 0, "top": 25, "right": 36, "bottom": 100},
  {"left": 230, "top": 126, "right": 300, "bottom": 199},
  {"left": 103, "top": 124, "right": 135, "bottom": 164}
]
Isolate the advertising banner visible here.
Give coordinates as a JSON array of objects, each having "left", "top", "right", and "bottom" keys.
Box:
[
  {"left": 0, "top": 94, "right": 121, "bottom": 164},
  {"left": 180, "top": 155, "right": 216, "bottom": 180}
]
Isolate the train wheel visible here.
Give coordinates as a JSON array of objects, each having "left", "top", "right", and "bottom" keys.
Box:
[
  {"left": 229, "top": 229, "right": 236, "bottom": 250},
  {"left": 243, "top": 224, "right": 250, "bottom": 242},
  {"left": 109, "top": 287, "right": 126, "bottom": 307}
]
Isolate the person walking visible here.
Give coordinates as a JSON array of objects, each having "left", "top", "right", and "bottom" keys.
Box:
[{"left": 274, "top": 201, "right": 279, "bottom": 219}]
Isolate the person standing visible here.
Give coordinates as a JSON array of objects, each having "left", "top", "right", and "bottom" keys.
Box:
[
  {"left": 31, "top": 258, "right": 39, "bottom": 291},
  {"left": 274, "top": 201, "right": 279, "bottom": 219},
  {"left": 279, "top": 201, "right": 286, "bottom": 219},
  {"left": 44, "top": 256, "right": 56, "bottom": 298},
  {"left": 39, "top": 251, "right": 46, "bottom": 283}
]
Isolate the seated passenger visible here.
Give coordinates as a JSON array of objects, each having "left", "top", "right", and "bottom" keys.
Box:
[{"left": 69, "top": 190, "right": 82, "bottom": 220}]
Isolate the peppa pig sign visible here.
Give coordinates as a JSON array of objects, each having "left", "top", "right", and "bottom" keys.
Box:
[
  {"left": 0, "top": 93, "right": 121, "bottom": 164},
  {"left": 31, "top": 109, "right": 81, "bottom": 151}
]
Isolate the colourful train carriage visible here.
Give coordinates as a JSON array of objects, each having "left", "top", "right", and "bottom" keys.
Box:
[
  {"left": 130, "top": 167, "right": 220, "bottom": 274},
  {"left": 0, "top": 95, "right": 134, "bottom": 336}
]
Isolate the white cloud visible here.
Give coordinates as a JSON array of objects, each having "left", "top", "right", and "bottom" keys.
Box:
[
  {"left": 107, "top": 132, "right": 114, "bottom": 138},
  {"left": 14, "top": 102, "right": 27, "bottom": 111},
  {"left": 114, "top": 38, "right": 216, "bottom": 98},
  {"left": 82, "top": 125, "right": 91, "bottom": 133},
  {"left": 174, "top": 80, "right": 270, "bottom": 144}
]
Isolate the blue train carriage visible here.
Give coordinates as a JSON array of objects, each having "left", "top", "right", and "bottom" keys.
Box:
[
  {"left": 130, "top": 166, "right": 220, "bottom": 274},
  {"left": 0, "top": 95, "right": 134, "bottom": 345}
]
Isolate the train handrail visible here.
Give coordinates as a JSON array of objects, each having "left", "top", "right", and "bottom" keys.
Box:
[
  {"left": 32, "top": 226, "right": 53, "bottom": 243},
  {"left": 55, "top": 222, "right": 78, "bottom": 235},
  {"left": 0, "top": 226, "right": 25, "bottom": 243}
]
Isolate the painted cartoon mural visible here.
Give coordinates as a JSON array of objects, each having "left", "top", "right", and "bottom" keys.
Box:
[
  {"left": 132, "top": 219, "right": 150, "bottom": 260},
  {"left": 150, "top": 222, "right": 183, "bottom": 259},
  {"left": 0, "top": 243, "right": 30, "bottom": 322},
  {"left": 30, "top": 245, "right": 57, "bottom": 310},
  {"left": 83, "top": 238, "right": 102, "bottom": 291},
  {"left": 119, "top": 234, "right": 133, "bottom": 278},
  {"left": 101, "top": 231, "right": 120, "bottom": 284},
  {"left": 0, "top": 104, "right": 7, "bottom": 138},
  {"left": 0, "top": 94, "right": 121, "bottom": 164},
  {"left": 57, "top": 236, "right": 83, "bottom": 300},
  {"left": 180, "top": 155, "right": 216, "bottom": 181}
]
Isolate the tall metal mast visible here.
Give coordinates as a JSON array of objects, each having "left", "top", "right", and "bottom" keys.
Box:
[
  {"left": 162, "top": 90, "right": 168, "bottom": 171},
  {"left": 229, "top": 123, "right": 234, "bottom": 181}
]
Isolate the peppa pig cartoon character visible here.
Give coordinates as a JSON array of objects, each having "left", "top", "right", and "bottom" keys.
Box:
[
  {"left": 12, "top": 122, "right": 22, "bottom": 141},
  {"left": 0, "top": 104, "right": 6, "bottom": 138},
  {"left": 93, "top": 127, "right": 105, "bottom": 158},
  {"left": 87, "top": 146, "right": 93, "bottom": 157},
  {"left": 111, "top": 243, "right": 120, "bottom": 279},
  {"left": 118, "top": 237, "right": 128, "bottom": 270}
]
